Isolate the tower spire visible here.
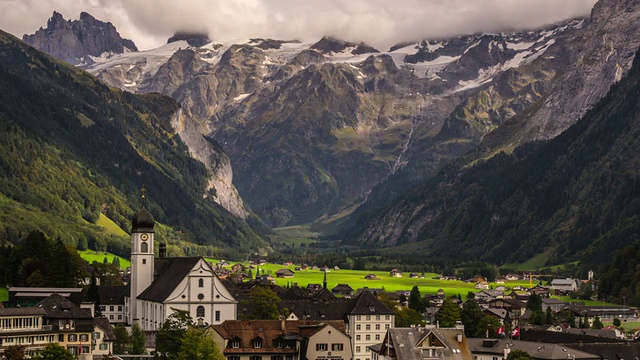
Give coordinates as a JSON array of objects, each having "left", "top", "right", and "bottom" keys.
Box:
[
  {"left": 323, "top": 269, "right": 327, "bottom": 289},
  {"left": 140, "top": 184, "right": 147, "bottom": 207}
]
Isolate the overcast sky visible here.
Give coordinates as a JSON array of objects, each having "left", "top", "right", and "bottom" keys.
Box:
[{"left": 1, "top": 0, "right": 598, "bottom": 50}]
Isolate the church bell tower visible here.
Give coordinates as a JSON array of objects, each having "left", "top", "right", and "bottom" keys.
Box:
[{"left": 130, "top": 194, "right": 155, "bottom": 325}]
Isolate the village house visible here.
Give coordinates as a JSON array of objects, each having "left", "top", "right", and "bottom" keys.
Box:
[
  {"left": 331, "top": 284, "right": 355, "bottom": 298},
  {"left": 370, "top": 324, "right": 472, "bottom": 360},
  {"left": 389, "top": 269, "right": 402, "bottom": 278},
  {"left": 275, "top": 268, "right": 295, "bottom": 278},
  {"left": 98, "top": 285, "right": 127, "bottom": 324},
  {"left": 550, "top": 278, "right": 579, "bottom": 295},
  {"left": 210, "top": 320, "right": 353, "bottom": 360}
]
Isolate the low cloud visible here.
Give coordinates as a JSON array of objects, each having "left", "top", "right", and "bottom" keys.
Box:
[{"left": 1, "top": 0, "right": 598, "bottom": 50}]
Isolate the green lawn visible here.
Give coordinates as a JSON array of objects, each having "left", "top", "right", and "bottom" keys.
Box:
[
  {"left": 0, "top": 287, "right": 7, "bottom": 303},
  {"left": 553, "top": 296, "right": 618, "bottom": 307},
  {"left": 206, "top": 259, "right": 532, "bottom": 297},
  {"left": 79, "top": 250, "right": 131, "bottom": 269}
]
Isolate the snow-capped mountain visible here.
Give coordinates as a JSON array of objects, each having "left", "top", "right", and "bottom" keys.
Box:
[{"left": 23, "top": 0, "right": 640, "bottom": 228}]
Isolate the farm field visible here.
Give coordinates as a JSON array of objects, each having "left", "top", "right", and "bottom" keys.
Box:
[
  {"left": 79, "top": 250, "right": 130, "bottom": 269},
  {"left": 206, "top": 259, "right": 532, "bottom": 297}
]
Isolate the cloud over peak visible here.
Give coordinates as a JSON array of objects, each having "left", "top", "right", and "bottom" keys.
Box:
[{"left": 3, "top": 0, "right": 597, "bottom": 50}]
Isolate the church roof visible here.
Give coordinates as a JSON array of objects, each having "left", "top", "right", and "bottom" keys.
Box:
[
  {"left": 131, "top": 207, "right": 154, "bottom": 232},
  {"left": 137, "top": 257, "right": 203, "bottom": 302}
]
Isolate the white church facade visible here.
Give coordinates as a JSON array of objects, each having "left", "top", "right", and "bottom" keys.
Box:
[{"left": 125, "top": 206, "right": 237, "bottom": 330}]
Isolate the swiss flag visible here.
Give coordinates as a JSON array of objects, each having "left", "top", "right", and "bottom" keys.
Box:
[
  {"left": 496, "top": 325, "right": 505, "bottom": 335},
  {"left": 511, "top": 327, "right": 520, "bottom": 337}
]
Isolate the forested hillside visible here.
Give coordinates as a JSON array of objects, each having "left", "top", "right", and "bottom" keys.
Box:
[
  {"left": 345, "top": 47, "right": 640, "bottom": 270},
  {"left": 0, "top": 31, "right": 266, "bottom": 256}
]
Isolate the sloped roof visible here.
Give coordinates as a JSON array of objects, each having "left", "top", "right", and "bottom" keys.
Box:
[
  {"left": 0, "top": 307, "right": 46, "bottom": 316},
  {"left": 280, "top": 299, "right": 351, "bottom": 321},
  {"left": 382, "top": 327, "right": 471, "bottom": 360},
  {"left": 35, "top": 293, "right": 92, "bottom": 319},
  {"left": 279, "top": 286, "right": 310, "bottom": 300},
  {"left": 94, "top": 317, "right": 117, "bottom": 341},
  {"left": 467, "top": 338, "right": 600, "bottom": 359},
  {"left": 211, "top": 320, "right": 346, "bottom": 354},
  {"left": 344, "top": 290, "right": 395, "bottom": 316},
  {"left": 98, "top": 285, "right": 128, "bottom": 305},
  {"left": 313, "top": 288, "right": 335, "bottom": 301},
  {"left": 138, "top": 257, "right": 202, "bottom": 302}
]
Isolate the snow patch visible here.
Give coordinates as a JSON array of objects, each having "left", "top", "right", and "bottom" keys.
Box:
[{"left": 233, "top": 93, "right": 251, "bottom": 102}]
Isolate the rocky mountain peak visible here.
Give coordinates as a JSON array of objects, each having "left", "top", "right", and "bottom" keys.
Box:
[
  {"left": 311, "top": 36, "right": 379, "bottom": 55},
  {"left": 23, "top": 11, "right": 138, "bottom": 65},
  {"left": 167, "top": 31, "right": 211, "bottom": 47}
]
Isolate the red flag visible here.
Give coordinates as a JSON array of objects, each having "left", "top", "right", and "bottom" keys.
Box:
[
  {"left": 511, "top": 327, "right": 520, "bottom": 337},
  {"left": 496, "top": 325, "right": 505, "bottom": 335}
]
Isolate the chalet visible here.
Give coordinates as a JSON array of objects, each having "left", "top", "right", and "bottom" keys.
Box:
[
  {"left": 409, "top": 272, "right": 420, "bottom": 279},
  {"left": 231, "top": 263, "right": 246, "bottom": 273},
  {"left": 475, "top": 282, "right": 489, "bottom": 290},
  {"left": 331, "top": 284, "right": 355, "bottom": 297},
  {"left": 389, "top": 269, "right": 402, "bottom": 278},
  {"left": 483, "top": 308, "right": 510, "bottom": 324},
  {"left": 93, "top": 317, "right": 116, "bottom": 356},
  {"left": 275, "top": 269, "right": 295, "bottom": 278},
  {"left": 370, "top": 325, "right": 472, "bottom": 360},
  {"left": 334, "top": 266, "right": 340, "bottom": 271},
  {"left": 506, "top": 274, "right": 521, "bottom": 281},
  {"left": 365, "top": 274, "right": 378, "bottom": 280}
]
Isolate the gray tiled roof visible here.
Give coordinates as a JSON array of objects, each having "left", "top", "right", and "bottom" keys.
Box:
[
  {"left": 467, "top": 338, "right": 600, "bottom": 359},
  {"left": 138, "top": 257, "right": 202, "bottom": 302}
]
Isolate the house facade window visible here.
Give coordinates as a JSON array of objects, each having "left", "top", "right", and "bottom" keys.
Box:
[
  {"left": 356, "top": 346, "right": 361, "bottom": 353},
  {"left": 385, "top": 315, "right": 390, "bottom": 320},
  {"left": 375, "top": 324, "right": 380, "bottom": 330},
  {"left": 356, "top": 335, "right": 361, "bottom": 341},
  {"left": 366, "top": 324, "right": 370, "bottom": 330},
  {"left": 376, "top": 315, "right": 380, "bottom": 320},
  {"left": 249, "top": 356, "right": 262, "bottom": 360},
  {"left": 141, "top": 242, "right": 148, "bottom": 252},
  {"left": 199, "top": 278, "right": 204, "bottom": 287},
  {"left": 228, "top": 357, "right": 240, "bottom": 360},
  {"left": 80, "top": 334, "right": 89, "bottom": 342},
  {"left": 332, "top": 343, "right": 344, "bottom": 351},
  {"left": 366, "top": 335, "right": 370, "bottom": 341},
  {"left": 356, "top": 324, "right": 361, "bottom": 330},
  {"left": 253, "top": 338, "right": 263, "bottom": 348},
  {"left": 375, "top": 334, "right": 380, "bottom": 341},
  {"left": 366, "top": 315, "right": 371, "bottom": 320},
  {"left": 316, "top": 343, "right": 328, "bottom": 351},
  {"left": 231, "top": 339, "right": 240, "bottom": 348},
  {"left": 196, "top": 306, "right": 205, "bottom": 317},
  {"left": 271, "top": 356, "right": 284, "bottom": 360},
  {"left": 215, "top": 310, "right": 220, "bottom": 322},
  {"left": 68, "top": 334, "right": 77, "bottom": 342},
  {"left": 385, "top": 324, "right": 390, "bottom": 329}
]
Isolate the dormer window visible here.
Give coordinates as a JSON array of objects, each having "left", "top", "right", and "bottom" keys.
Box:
[
  {"left": 274, "top": 338, "right": 284, "bottom": 348},
  {"left": 230, "top": 337, "right": 240, "bottom": 348},
  {"left": 253, "top": 337, "right": 263, "bottom": 348}
]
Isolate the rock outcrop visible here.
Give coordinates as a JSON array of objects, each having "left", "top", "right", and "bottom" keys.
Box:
[{"left": 23, "top": 11, "right": 137, "bottom": 65}]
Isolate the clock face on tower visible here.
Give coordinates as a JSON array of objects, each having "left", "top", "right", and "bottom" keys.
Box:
[{"left": 140, "top": 233, "right": 149, "bottom": 241}]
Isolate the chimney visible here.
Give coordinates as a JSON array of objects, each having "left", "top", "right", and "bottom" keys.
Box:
[
  {"left": 457, "top": 334, "right": 463, "bottom": 343},
  {"left": 159, "top": 242, "right": 167, "bottom": 258}
]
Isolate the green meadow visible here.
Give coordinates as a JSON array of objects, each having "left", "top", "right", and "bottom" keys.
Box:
[
  {"left": 79, "top": 250, "right": 131, "bottom": 269},
  {"left": 206, "top": 259, "right": 532, "bottom": 297},
  {"left": 0, "top": 287, "right": 7, "bottom": 302}
]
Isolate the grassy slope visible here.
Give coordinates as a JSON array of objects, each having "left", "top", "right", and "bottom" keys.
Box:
[
  {"left": 79, "top": 250, "right": 131, "bottom": 269},
  {"left": 0, "top": 287, "right": 7, "bottom": 302},
  {"left": 96, "top": 213, "right": 128, "bottom": 237}
]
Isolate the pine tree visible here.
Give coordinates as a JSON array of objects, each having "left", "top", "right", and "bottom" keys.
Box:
[
  {"left": 436, "top": 297, "right": 461, "bottom": 327},
  {"left": 461, "top": 299, "right": 485, "bottom": 337},
  {"left": 130, "top": 324, "right": 147, "bottom": 355}
]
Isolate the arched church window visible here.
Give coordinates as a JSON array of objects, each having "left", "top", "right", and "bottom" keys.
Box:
[
  {"left": 199, "top": 278, "right": 204, "bottom": 287},
  {"left": 141, "top": 242, "right": 148, "bottom": 253},
  {"left": 197, "top": 306, "right": 205, "bottom": 318}
]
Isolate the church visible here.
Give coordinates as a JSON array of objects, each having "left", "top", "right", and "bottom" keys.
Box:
[{"left": 124, "top": 206, "right": 237, "bottom": 330}]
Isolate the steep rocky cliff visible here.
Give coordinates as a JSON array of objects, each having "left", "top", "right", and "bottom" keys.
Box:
[{"left": 23, "top": 11, "right": 137, "bottom": 65}]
